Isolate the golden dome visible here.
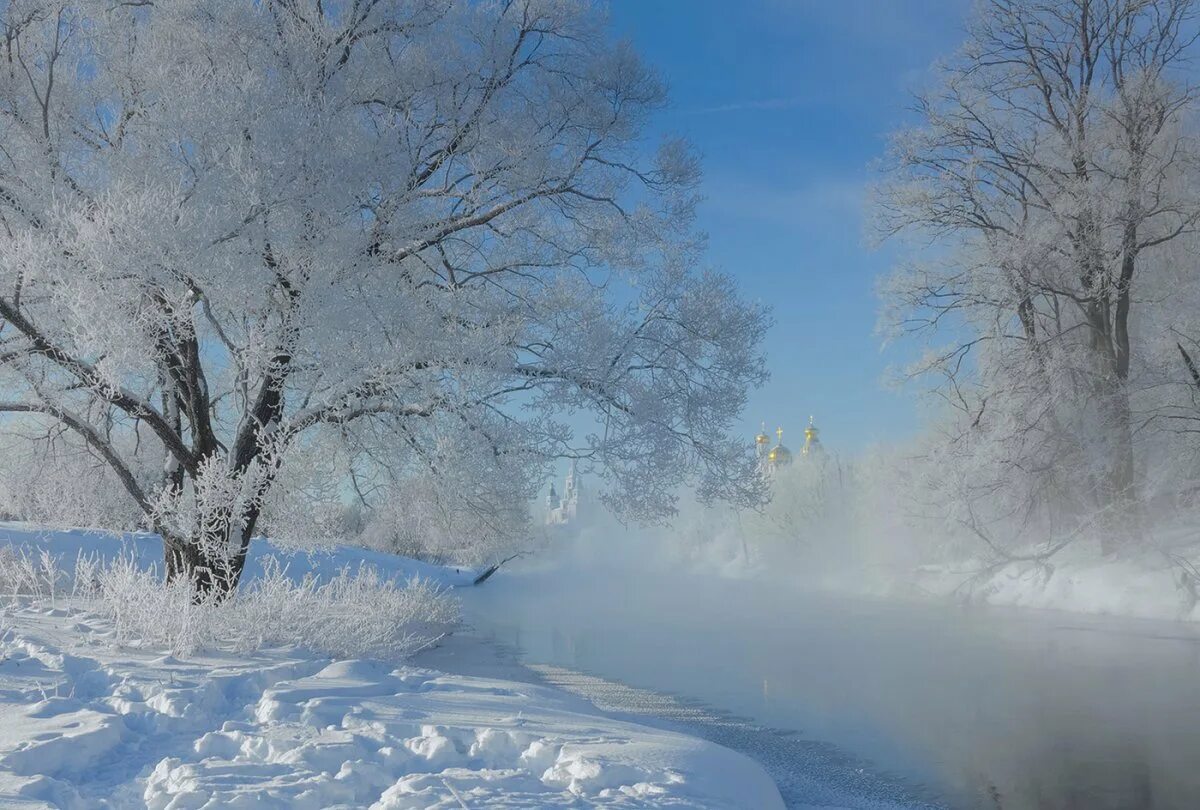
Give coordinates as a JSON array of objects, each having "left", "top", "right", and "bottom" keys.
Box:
[
  {"left": 802, "top": 416, "right": 821, "bottom": 455},
  {"left": 755, "top": 421, "right": 771, "bottom": 445},
  {"left": 767, "top": 426, "right": 793, "bottom": 466}
]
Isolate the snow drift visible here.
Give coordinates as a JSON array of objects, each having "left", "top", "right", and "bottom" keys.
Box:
[{"left": 0, "top": 525, "right": 786, "bottom": 809}]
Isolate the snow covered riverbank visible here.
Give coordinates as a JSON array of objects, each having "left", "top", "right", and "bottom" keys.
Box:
[
  {"left": 0, "top": 522, "right": 481, "bottom": 591},
  {"left": 905, "top": 547, "right": 1200, "bottom": 624},
  {"left": 0, "top": 526, "right": 784, "bottom": 808}
]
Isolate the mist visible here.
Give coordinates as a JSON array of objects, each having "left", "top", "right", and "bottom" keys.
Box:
[{"left": 461, "top": 465, "right": 1200, "bottom": 809}]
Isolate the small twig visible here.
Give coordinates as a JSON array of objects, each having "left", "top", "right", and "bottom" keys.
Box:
[{"left": 441, "top": 778, "right": 469, "bottom": 809}]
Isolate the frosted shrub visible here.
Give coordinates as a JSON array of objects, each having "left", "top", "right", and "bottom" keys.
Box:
[
  {"left": 227, "top": 557, "right": 461, "bottom": 659},
  {"left": 89, "top": 556, "right": 214, "bottom": 656},
  {"left": 84, "top": 555, "right": 460, "bottom": 659},
  {"left": 0, "top": 547, "right": 68, "bottom": 599}
]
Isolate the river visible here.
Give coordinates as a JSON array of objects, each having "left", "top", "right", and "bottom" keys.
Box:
[{"left": 436, "top": 564, "right": 1200, "bottom": 809}]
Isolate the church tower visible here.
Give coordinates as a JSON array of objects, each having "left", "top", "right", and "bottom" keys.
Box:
[
  {"left": 562, "top": 459, "right": 581, "bottom": 521},
  {"left": 755, "top": 425, "right": 793, "bottom": 477},
  {"left": 802, "top": 416, "right": 822, "bottom": 456},
  {"left": 767, "top": 427, "right": 793, "bottom": 467},
  {"left": 545, "top": 460, "right": 585, "bottom": 527},
  {"left": 754, "top": 418, "right": 823, "bottom": 476},
  {"left": 755, "top": 423, "right": 771, "bottom": 462}
]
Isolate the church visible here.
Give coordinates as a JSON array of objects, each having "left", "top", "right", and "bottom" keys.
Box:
[
  {"left": 544, "top": 459, "right": 585, "bottom": 526},
  {"left": 542, "top": 419, "right": 824, "bottom": 527},
  {"left": 756, "top": 417, "right": 822, "bottom": 476}
]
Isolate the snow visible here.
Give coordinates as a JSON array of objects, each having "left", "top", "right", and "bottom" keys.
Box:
[
  {"left": 903, "top": 553, "right": 1197, "bottom": 623},
  {"left": 0, "top": 526, "right": 784, "bottom": 809},
  {"left": 0, "top": 522, "right": 479, "bottom": 590}
]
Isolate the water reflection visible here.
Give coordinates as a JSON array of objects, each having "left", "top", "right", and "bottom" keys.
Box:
[{"left": 464, "top": 571, "right": 1200, "bottom": 809}]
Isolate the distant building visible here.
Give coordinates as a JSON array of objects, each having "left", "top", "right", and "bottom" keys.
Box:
[
  {"left": 545, "top": 460, "right": 585, "bottom": 526},
  {"left": 802, "top": 416, "right": 822, "bottom": 457},
  {"left": 756, "top": 424, "right": 792, "bottom": 473},
  {"left": 756, "top": 416, "right": 822, "bottom": 476}
]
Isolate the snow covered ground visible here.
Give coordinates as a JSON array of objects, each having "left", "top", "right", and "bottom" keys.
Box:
[
  {"left": 0, "top": 522, "right": 480, "bottom": 591},
  {"left": 0, "top": 525, "right": 784, "bottom": 809},
  {"left": 908, "top": 545, "right": 1200, "bottom": 623}
]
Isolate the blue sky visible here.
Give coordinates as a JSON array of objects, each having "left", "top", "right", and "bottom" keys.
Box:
[{"left": 607, "top": 1, "right": 971, "bottom": 453}]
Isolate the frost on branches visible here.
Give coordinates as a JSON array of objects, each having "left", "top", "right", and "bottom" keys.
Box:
[
  {"left": 0, "top": 1, "right": 768, "bottom": 595},
  {"left": 877, "top": 0, "right": 1200, "bottom": 561}
]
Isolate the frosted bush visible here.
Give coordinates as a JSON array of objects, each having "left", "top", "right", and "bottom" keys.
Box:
[
  {"left": 0, "top": 546, "right": 69, "bottom": 599},
  {"left": 224, "top": 557, "right": 461, "bottom": 659},
  {"left": 9, "top": 552, "right": 460, "bottom": 660},
  {"left": 84, "top": 556, "right": 215, "bottom": 656}
]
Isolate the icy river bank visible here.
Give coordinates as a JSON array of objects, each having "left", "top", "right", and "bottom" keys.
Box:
[{"left": 453, "top": 563, "right": 1200, "bottom": 810}]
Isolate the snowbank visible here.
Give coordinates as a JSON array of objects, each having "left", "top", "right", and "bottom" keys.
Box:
[
  {"left": 910, "top": 550, "right": 1199, "bottom": 623},
  {"left": 0, "top": 527, "right": 785, "bottom": 808},
  {"left": 0, "top": 522, "right": 479, "bottom": 590},
  {"left": 0, "top": 607, "right": 784, "bottom": 809}
]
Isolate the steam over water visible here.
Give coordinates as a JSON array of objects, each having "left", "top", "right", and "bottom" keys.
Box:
[{"left": 456, "top": 559, "right": 1200, "bottom": 810}]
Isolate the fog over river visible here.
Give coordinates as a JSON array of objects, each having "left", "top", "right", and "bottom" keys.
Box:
[{"left": 431, "top": 560, "right": 1200, "bottom": 810}]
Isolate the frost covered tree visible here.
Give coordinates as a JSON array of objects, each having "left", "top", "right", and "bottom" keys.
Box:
[
  {"left": 0, "top": 0, "right": 768, "bottom": 594},
  {"left": 878, "top": 0, "right": 1200, "bottom": 556},
  {"left": 0, "top": 432, "right": 142, "bottom": 529}
]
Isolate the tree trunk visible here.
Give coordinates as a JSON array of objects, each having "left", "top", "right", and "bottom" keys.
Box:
[
  {"left": 1098, "top": 186, "right": 1142, "bottom": 557},
  {"left": 1099, "top": 383, "right": 1139, "bottom": 557},
  {"left": 163, "top": 535, "right": 229, "bottom": 599},
  {"left": 162, "top": 506, "right": 260, "bottom": 601}
]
